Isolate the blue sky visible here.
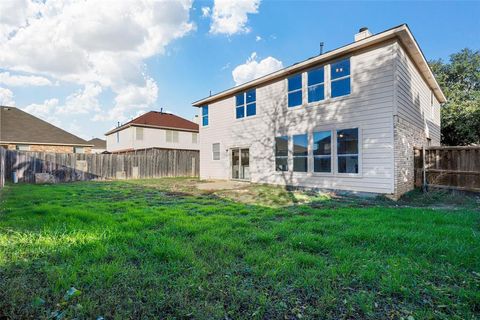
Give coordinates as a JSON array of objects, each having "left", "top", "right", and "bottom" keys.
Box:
[{"left": 0, "top": 0, "right": 478, "bottom": 140}]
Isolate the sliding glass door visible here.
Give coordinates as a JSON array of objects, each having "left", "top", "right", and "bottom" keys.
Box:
[{"left": 231, "top": 148, "right": 250, "bottom": 180}]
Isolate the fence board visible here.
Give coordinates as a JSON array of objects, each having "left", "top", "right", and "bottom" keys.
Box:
[
  {"left": 414, "top": 146, "right": 480, "bottom": 192},
  {"left": 3, "top": 148, "right": 199, "bottom": 184}
]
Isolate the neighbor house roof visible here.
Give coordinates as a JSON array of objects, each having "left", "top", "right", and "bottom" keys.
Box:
[
  {"left": 193, "top": 24, "right": 446, "bottom": 107},
  {"left": 0, "top": 106, "right": 92, "bottom": 146},
  {"left": 88, "top": 138, "right": 106, "bottom": 149},
  {"left": 105, "top": 111, "right": 199, "bottom": 135}
]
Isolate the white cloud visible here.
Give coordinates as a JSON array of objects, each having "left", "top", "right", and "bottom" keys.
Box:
[
  {"left": 201, "top": 7, "right": 211, "bottom": 17},
  {"left": 23, "top": 98, "right": 60, "bottom": 126},
  {"left": 255, "top": 35, "right": 262, "bottom": 42},
  {"left": 232, "top": 52, "right": 283, "bottom": 86},
  {"left": 0, "top": 0, "right": 194, "bottom": 120},
  {"left": 209, "top": 0, "right": 260, "bottom": 35},
  {"left": 0, "top": 72, "right": 52, "bottom": 87},
  {"left": 61, "top": 83, "right": 102, "bottom": 115},
  {"left": 0, "top": 87, "right": 15, "bottom": 105},
  {"left": 93, "top": 78, "right": 158, "bottom": 122}
]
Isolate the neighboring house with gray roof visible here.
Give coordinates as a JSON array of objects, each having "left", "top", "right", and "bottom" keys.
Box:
[
  {"left": 88, "top": 138, "right": 107, "bottom": 154},
  {"left": 0, "top": 106, "right": 93, "bottom": 153}
]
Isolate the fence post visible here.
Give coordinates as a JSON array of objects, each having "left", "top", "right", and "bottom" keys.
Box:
[{"left": 422, "top": 146, "right": 427, "bottom": 193}]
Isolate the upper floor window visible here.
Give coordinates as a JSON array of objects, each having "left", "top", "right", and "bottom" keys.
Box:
[
  {"left": 201, "top": 106, "right": 209, "bottom": 126},
  {"left": 135, "top": 127, "right": 144, "bottom": 141},
  {"left": 288, "top": 74, "right": 302, "bottom": 107},
  {"left": 331, "top": 58, "right": 351, "bottom": 98},
  {"left": 166, "top": 130, "right": 179, "bottom": 143},
  {"left": 192, "top": 133, "right": 198, "bottom": 144},
  {"left": 307, "top": 67, "right": 325, "bottom": 103},
  {"left": 293, "top": 134, "right": 308, "bottom": 172},
  {"left": 236, "top": 89, "right": 256, "bottom": 119},
  {"left": 313, "top": 131, "right": 331, "bottom": 173},
  {"left": 275, "top": 136, "right": 288, "bottom": 171},
  {"left": 116, "top": 132, "right": 120, "bottom": 143},
  {"left": 337, "top": 128, "right": 358, "bottom": 174}
]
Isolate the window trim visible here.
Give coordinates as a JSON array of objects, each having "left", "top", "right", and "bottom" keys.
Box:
[
  {"left": 166, "top": 130, "right": 179, "bottom": 143},
  {"left": 273, "top": 126, "right": 361, "bottom": 177},
  {"left": 292, "top": 133, "right": 308, "bottom": 173},
  {"left": 201, "top": 105, "right": 209, "bottom": 127},
  {"left": 287, "top": 74, "right": 303, "bottom": 108},
  {"left": 16, "top": 144, "right": 30, "bottom": 151},
  {"left": 311, "top": 129, "right": 333, "bottom": 176},
  {"left": 306, "top": 66, "right": 326, "bottom": 104},
  {"left": 235, "top": 89, "right": 257, "bottom": 120},
  {"left": 212, "top": 143, "right": 220, "bottom": 160},
  {"left": 330, "top": 58, "right": 352, "bottom": 99},
  {"left": 335, "top": 127, "right": 361, "bottom": 176},
  {"left": 192, "top": 132, "right": 198, "bottom": 144},
  {"left": 73, "top": 146, "right": 85, "bottom": 154},
  {"left": 274, "top": 136, "right": 289, "bottom": 172}
]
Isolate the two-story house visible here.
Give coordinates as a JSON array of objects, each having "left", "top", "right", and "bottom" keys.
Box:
[
  {"left": 193, "top": 25, "right": 446, "bottom": 199},
  {"left": 105, "top": 111, "right": 199, "bottom": 153}
]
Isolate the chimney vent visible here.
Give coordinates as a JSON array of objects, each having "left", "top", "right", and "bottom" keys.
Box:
[{"left": 355, "top": 27, "right": 372, "bottom": 42}]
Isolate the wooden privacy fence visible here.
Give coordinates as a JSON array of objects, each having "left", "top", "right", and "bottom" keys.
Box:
[
  {"left": 4, "top": 148, "right": 199, "bottom": 184},
  {"left": 414, "top": 146, "right": 480, "bottom": 192}
]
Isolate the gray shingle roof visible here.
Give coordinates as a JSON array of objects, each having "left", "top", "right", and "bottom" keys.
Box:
[{"left": 0, "top": 106, "right": 92, "bottom": 146}]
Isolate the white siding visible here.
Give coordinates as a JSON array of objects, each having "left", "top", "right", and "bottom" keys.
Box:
[
  {"left": 395, "top": 43, "right": 441, "bottom": 144},
  {"left": 199, "top": 42, "right": 396, "bottom": 194},
  {"left": 106, "top": 126, "right": 199, "bottom": 152}
]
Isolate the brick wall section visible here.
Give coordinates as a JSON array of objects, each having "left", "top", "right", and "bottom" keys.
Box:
[
  {"left": 6, "top": 144, "right": 91, "bottom": 154},
  {"left": 393, "top": 116, "right": 430, "bottom": 199}
]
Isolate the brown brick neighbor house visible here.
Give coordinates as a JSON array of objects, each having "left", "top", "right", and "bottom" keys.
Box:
[{"left": 0, "top": 106, "right": 93, "bottom": 153}]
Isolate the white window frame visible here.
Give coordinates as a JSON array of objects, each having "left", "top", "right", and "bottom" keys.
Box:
[
  {"left": 212, "top": 143, "right": 220, "bottom": 160},
  {"left": 166, "top": 130, "right": 179, "bottom": 143},
  {"left": 292, "top": 133, "right": 309, "bottom": 173},
  {"left": 311, "top": 129, "right": 333, "bottom": 175},
  {"left": 330, "top": 58, "right": 352, "bottom": 99},
  {"left": 201, "top": 106, "right": 209, "bottom": 127},
  {"left": 235, "top": 89, "right": 257, "bottom": 119},
  {"left": 287, "top": 74, "right": 303, "bottom": 108},
  {"left": 274, "top": 136, "right": 289, "bottom": 172},
  {"left": 306, "top": 66, "right": 326, "bottom": 104},
  {"left": 116, "top": 132, "right": 120, "bottom": 143},
  {"left": 192, "top": 132, "right": 198, "bottom": 144},
  {"left": 335, "top": 127, "right": 361, "bottom": 176}
]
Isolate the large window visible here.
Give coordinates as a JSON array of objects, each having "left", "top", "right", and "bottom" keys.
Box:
[
  {"left": 166, "top": 130, "right": 179, "bottom": 143},
  {"left": 313, "top": 131, "right": 331, "bottom": 173},
  {"left": 236, "top": 89, "right": 256, "bottom": 119},
  {"left": 331, "top": 59, "right": 351, "bottom": 98},
  {"left": 307, "top": 67, "right": 325, "bottom": 103},
  {"left": 288, "top": 74, "right": 302, "bottom": 107},
  {"left": 212, "top": 143, "right": 220, "bottom": 160},
  {"left": 201, "top": 106, "right": 209, "bottom": 126},
  {"left": 275, "top": 136, "right": 288, "bottom": 171},
  {"left": 337, "top": 128, "right": 359, "bottom": 173},
  {"left": 293, "top": 134, "right": 308, "bottom": 172}
]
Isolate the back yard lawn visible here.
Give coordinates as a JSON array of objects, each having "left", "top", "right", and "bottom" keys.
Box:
[{"left": 0, "top": 178, "right": 479, "bottom": 319}]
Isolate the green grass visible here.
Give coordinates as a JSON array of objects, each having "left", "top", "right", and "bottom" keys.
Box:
[{"left": 0, "top": 178, "right": 479, "bottom": 319}]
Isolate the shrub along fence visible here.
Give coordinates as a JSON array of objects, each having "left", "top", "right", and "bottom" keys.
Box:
[
  {"left": 3, "top": 148, "right": 199, "bottom": 184},
  {"left": 414, "top": 146, "right": 480, "bottom": 192}
]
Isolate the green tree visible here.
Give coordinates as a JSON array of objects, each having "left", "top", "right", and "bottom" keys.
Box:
[{"left": 429, "top": 48, "right": 480, "bottom": 145}]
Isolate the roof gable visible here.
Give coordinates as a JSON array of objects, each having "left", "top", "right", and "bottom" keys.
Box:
[
  {"left": 106, "top": 111, "right": 199, "bottom": 135},
  {"left": 192, "top": 24, "right": 446, "bottom": 106},
  {"left": 0, "top": 106, "right": 91, "bottom": 146}
]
